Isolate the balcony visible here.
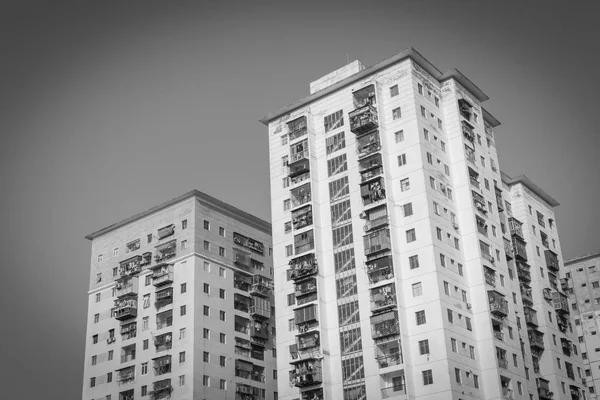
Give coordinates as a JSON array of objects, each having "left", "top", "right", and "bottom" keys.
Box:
[
  {"left": 234, "top": 271, "right": 252, "bottom": 291},
  {"left": 235, "top": 359, "right": 254, "bottom": 380},
  {"left": 153, "top": 355, "right": 171, "bottom": 375},
  {"left": 295, "top": 304, "right": 318, "bottom": 333},
  {"left": 356, "top": 130, "right": 381, "bottom": 159},
  {"left": 119, "top": 389, "right": 134, "bottom": 400},
  {"left": 249, "top": 275, "right": 272, "bottom": 297},
  {"left": 560, "top": 278, "right": 570, "bottom": 292},
  {"left": 552, "top": 291, "right": 569, "bottom": 314},
  {"left": 234, "top": 249, "right": 253, "bottom": 273},
  {"left": 154, "top": 287, "right": 173, "bottom": 308},
  {"left": 290, "top": 206, "right": 313, "bottom": 232},
  {"left": 291, "top": 183, "right": 311, "bottom": 208},
  {"left": 524, "top": 306, "right": 539, "bottom": 327},
  {"left": 349, "top": 104, "right": 378, "bottom": 135},
  {"left": 484, "top": 267, "right": 496, "bottom": 287},
  {"left": 290, "top": 139, "right": 309, "bottom": 163},
  {"left": 465, "top": 144, "right": 476, "bottom": 164},
  {"left": 366, "top": 256, "right": 394, "bottom": 285},
  {"left": 561, "top": 338, "right": 572, "bottom": 356},
  {"left": 376, "top": 346, "right": 403, "bottom": 369},
  {"left": 504, "top": 238, "right": 514, "bottom": 261},
  {"left": 301, "top": 389, "right": 324, "bottom": 400},
  {"left": 288, "top": 158, "right": 310, "bottom": 178},
  {"left": 234, "top": 296, "right": 251, "bottom": 314},
  {"left": 150, "top": 263, "right": 174, "bottom": 287},
  {"left": 545, "top": 250, "right": 560, "bottom": 272},
  {"left": 294, "top": 230, "right": 314, "bottom": 255},
  {"left": 371, "top": 310, "right": 400, "bottom": 340},
  {"left": 156, "top": 310, "right": 173, "bottom": 330},
  {"left": 235, "top": 384, "right": 256, "bottom": 400},
  {"left": 469, "top": 168, "right": 480, "bottom": 189},
  {"left": 458, "top": 98, "right": 473, "bottom": 120},
  {"left": 250, "top": 320, "right": 269, "bottom": 341},
  {"left": 537, "top": 378, "right": 552, "bottom": 400},
  {"left": 557, "top": 315, "right": 569, "bottom": 333},
  {"left": 235, "top": 316, "right": 250, "bottom": 335},
  {"left": 462, "top": 120, "right": 475, "bottom": 143},
  {"left": 113, "top": 299, "right": 138, "bottom": 321},
  {"left": 496, "top": 190, "right": 505, "bottom": 212},
  {"left": 288, "top": 116, "right": 307, "bottom": 141},
  {"left": 289, "top": 253, "right": 318, "bottom": 282},
  {"left": 149, "top": 379, "right": 173, "bottom": 400},
  {"left": 289, "top": 360, "right": 322, "bottom": 388},
  {"left": 501, "top": 387, "right": 514, "bottom": 400},
  {"left": 115, "top": 276, "right": 139, "bottom": 298},
  {"left": 251, "top": 344, "right": 266, "bottom": 359},
  {"left": 119, "top": 255, "right": 142, "bottom": 277},
  {"left": 295, "top": 278, "right": 317, "bottom": 300},
  {"left": 370, "top": 283, "right": 397, "bottom": 313},
  {"left": 363, "top": 228, "right": 391, "bottom": 257},
  {"left": 520, "top": 285, "right": 533, "bottom": 305},
  {"left": 493, "top": 328, "right": 504, "bottom": 342},
  {"left": 154, "top": 332, "right": 173, "bottom": 350},
  {"left": 528, "top": 329, "right": 545, "bottom": 352},
  {"left": 570, "top": 385, "right": 581, "bottom": 400},
  {"left": 488, "top": 290, "right": 509, "bottom": 319},
  {"left": 517, "top": 262, "right": 531, "bottom": 283},
  {"left": 249, "top": 297, "right": 271, "bottom": 320},
  {"left": 235, "top": 337, "right": 252, "bottom": 351},
  {"left": 472, "top": 191, "right": 487, "bottom": 214},
  {"left": 509, "top": 217, "right": 524, "bottom": 238},
  {"left": 476, "top": 217, "right": 488, "bottom": 236},
  {"left": 141, "top": 251, "right": 152, "bottom": 266},
  {"left": 116, "top": 366, "right": 135, "bottom": 385},
  {"left": 381, "top": 385, "right": 406, "bottom": 399},
  {"left": 120, "top": 322, "right": 137, "bottom": 340},
  {"left": 154, "top": 240, "right": 176, "bottom": 263},
  {"left": 121, "top": 345, "right": 136, "bottom": 363},
  {"left": 497, "top": 358, "right": 508, "bottom": 369},
  {"left": 297, "top": 330, "right": 320, "bottom": 352}
]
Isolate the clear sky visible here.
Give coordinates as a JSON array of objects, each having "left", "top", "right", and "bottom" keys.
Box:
[{"left": 1, "top": 1, "right": 599, "bottom": 398}]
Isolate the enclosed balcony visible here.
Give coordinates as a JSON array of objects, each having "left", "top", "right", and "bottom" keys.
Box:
[
  {"left": 116, "top": 365, "right": 135, "bottom": 385},
  {"left": 512, "top": 237, "right": 528, "bottom": 261},
  {"left": 484, "top": 266, "right": 496, "bottom": 287},
  {"left": 250, "top": 319, "right": 270, "bottom": 341},
  {"left": 570, "top": 386, "right": 581, "bottom": 400},
  {"left": 537, "top": 378, "right": 552, "bottom": 400},
  {"left": 288, "top": 116, "right": 307, "bottom": 141},
  {"left": 119, "top": 255, "right": 142, "bottom": 277},
  {"left": 509, "top": 217, "right": 524, "bottom": 238},
  {"left": 462, "top": 120, "right": 475, "bottom": 143},
  {"left": 504, "top": 238, "right": 514, "bottom": 261},
  {"left": 356, "top": 130, "right": 381, "bottom": 159},
  {"left": 154, "top": 332, "right": 173, "bottom": 351},
  {"left": 234, "top": 249, "right": 253, "bottom": 273},
  {"left": 366, "top": 256, "right": 394, "bottom": 285},
  {"left": 156, "top": 310, "right": 173, "bottom": 330},
  {"left": 492, "top": 321, "right": 504, "bottom": 341},
  {"left": 289, "top": 359, "right": 322, "bottom": 388},
  {"left": 370, "top": 283, "right": 397, "bottom": 313},
  {"left": 235, "top": 337, "right": 252, "bottom": 357},
  {"left": 545, "top": 249, "right": 560, "bottom": 272},
  {"left": 120, "top": 322, "right": 137, "bottom": 340},
  {"left": 371, "top": 310, "right": 400, "bottom": 340},
  {"left": 234, "top": 271, "right": 252, "bottom": 291},
  {"left": 294, "top": 230, "right": 314, "bottom": 255},
  {"left": 290, "top": 138, "right": 309, "bottom": 162},
  {"left": 235, "top": 384, "right": 256, "bottom": 400},
  {"left": 560, "top": 278, "right": 570, "bottom": 292},
  {"left": 469, "top": 167, "right": 480, "bottom": 189},
  {"left": 235, "top": 315, "right": 250, "bottom": 335},
  {"left": 376, "top": 340, "right": 402, "bottom": 369},
  {"left": 295, "top": 304, "right": 318, "bottom": 333},
  {"left": 472, "top": 191, "right": 487, "bottom": 214},
  {"left": 249, "top": 275, "right": 272, "bottom": 298},
  {"left": 150, "top": 263, "right": 174, "bottom": 287},
  {"left": 289, "top": 253, "right": 318, "bottom": 282},
  {"left": 561, "top": 338, "right": 572, "bottom": 356},
  {"left": 361, "top": 177, "right": 386, "bottom": 206},
  {"left": 250, "top": 296, "right": 271, "bottom": 319},
  {"left": 301, "top": 389, "right": 324, "bottom": 400},
  {"left": 157, "top": 224, "right": 174, "bottom": 240},
  {"left": 557, "top": 315, "right": 569, "bottom": 333},
  {"left": 363, "top": 205, "right": 389, "bottom": 232},
  {"left": 114, "top": 299, "right": 138, "bottom": 321},
  {"left": 251, "top": 343, "right": 266, "bottom": 359},
  {"left": 363, "top": 228, "right": 391, "bottom": 257},
  {"left": 524, "top": 306, "right": 539, "bottom": 327},
  {"left": 295, "top": 277, "right": 317, "bottom": 299},
  {"left": 116, "top": 276, "right": 139, "bottom": 298},
  {"left": 121, "top": 343, "right": 136, "bottom": 364},
  {"left": 520, "top": 285, "right": 533, "bottom": 305},
  {"left": 359, "top": 153, "right": 383, "bottom": 183},
  {"left": 154, "top": 287, "right": 173, "bottom": 308},
  {"left": 119, "top": 389, "right": 134, "bottom": 400},
  {"left": 349, "top": 104, "right": 379, "bottom": 135},
  {"left": 292, "top": 205, "right": 313, "bottom": 231},
  {"left": 552, "top": 291, "right": 569, "bottom": 314},
  {"left": 458, "top": 98, "right": 473, "bottom": 120},
  {"left": 235, "top": 359, "right": 254, "bottom": 380},
  {"left": 154, "top": 240, "right": 176, "bottom": 263},
  {"left": 288, "top": 158, "right": 310, "bottom": 179},
  {"left": 153, "top": 355, "right": 171, "bottom": 375},
  {"left": 495, "top": 188, "right": 505, "bottom": 212},
  {"left": 149, "top": 379, "right": 172, "bottom": 400},
  {"left": 517, "top": 262, "right": 531, "bottom": 283},
  {"left": 476, "top": 216, "right": 488, "bottom": 236},
  {"left": 497, "top": 347, "right": 508, "bottom": 369},
  {"left": 488, "top": 290, "right": 509, "bottom": 319},
  {"left": 297, "top": 330, "right": 320, "bottom": 352},
  {"left": 528, "top": 329, "right": 545, "bottom": 352},
  {"left": 353, "top": 84, "right": 376, "bottom": 107},
  {"left": 140, "top": 251, "right": 152, "bottom": 266},
  {"left": 465, "top": 144, "right": 476, "bottom": 164}
]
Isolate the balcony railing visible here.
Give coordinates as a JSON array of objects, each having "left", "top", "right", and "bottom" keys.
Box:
[
  {"left": 370, "top": 284, "right": 397, "bottom": 312},
  {"left": 289, "top": 253, "right": 318, "bottom": 282},
  {"left": 290, "top": 142, "right": 309, "bottom": 163},
  {"left": 493, "top": 329, "right": 504, "bottom": 341},
  {"left": 115, "top": 277, "right": 139, "bottom": 298},
  {"left": 151, "top": 264, "right": 174, "bottom": 287},
  {"left": 361, "top": 178, "right": 386, "bottom": 206},
  {"left": 154, "top": 240, "right": 176, "bottom": 263},
  {"left": 498, "top": 358, "right": 508, "bottom": 369},
  {"left": 517, "top": 263, "right": 531, "bottom": 282},
  {"left": 376, "top": 352, "right": 403, "bottom": 368},
  {"left": 119, "top": 255, "right": 142, "bottom": 277},
  {"left": 149, "top": 379, "right": 172, "bottom": 400},
  {"left": 458, "top": 99, "right": 473, "bottom": 120},
  {"left": 234, "top": 272, "right": 252, "bottom": 291},
  {"left": 488, "top": 291, "right": 508, "bottom": 319},
  {"left": 250, "top": 276, "right": 272, "bottom": 297},
  {"left": 356, "top": 131, "right": 381, "bottom": 159},
  {"left": 509, "top": 217, "right": 524, "bottom": 238},
  {"left": 462, "top": 121, "right": 475, "bottom": 142},
  {"left": 301, "top": 389, "right": 324, "bottom": 400},
  {"left": 249, "top": 306, "right": 270, "bottom": 320},
  {"left": 349, "top": 104, "right": 378, "bottom": 134},
  {"left": 289, "top": 360, "right": 322, "bottom": 388},
  {"left": 292, "top": 205, "right": 313, "bottom": 230},
  {"left": 521, "top": 285, "right": 533, "bottom": 305},
  {"left": 381, "top": 385, "right": 406, "bottom": 399},
  {"left": 113, "top": 299, "right": 138, "bottom": 321},
  {"left": 116, "top": 367, "right": 135, "bottom": 385},
  {"left": 371, "top": 311, "right": 400, "bottom": 340},
  {"left": 545, "top": 250, "right": 560, "bottom": 272},
  {"left": 295, "top": 278, "right": 317, "bottom": 298},
  {"left": 288, "top": 116, "right": 307, "bottom": 141},
  {"left": 366, "top": 256, "right": 394, "bottom": 285},
  {"left": 363, "top": 229, "right": 391, "bottom": 257},
  {"left": 288, "top": 159, "right": 310, "bottom": 179},
  {"left": 552, "top": 291, "right": 569, "bottom": 314},
  {"left": 528, "top": 330, "right": 545, "bottom": 352},
  {"left": 484, "top": 269, "right": 496, "bottom": 287},
  {"left": 250, "top": 321, "right": 269, "bottom": 340}
]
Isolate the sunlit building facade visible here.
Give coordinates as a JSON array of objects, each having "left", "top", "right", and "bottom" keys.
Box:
[
  {"left": 261, "top": 48, "right": 585, "bottom": 400},
  {"left": 82, "top": 191, "right": 277, "bottom": 400}
]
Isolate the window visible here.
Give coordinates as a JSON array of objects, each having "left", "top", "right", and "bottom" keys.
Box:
[
  {"left": 219, "top": 247, "right": 225, "bottom": 257},
  {"left": 180, "top": 283, "right": 187, "bottom": 294},
  {"left": 283, "top": 199, "right": 291, "bottom": 211},
  {"left": 392, "top": 107, "right": 402, "bottom": 120},
  {"left": 433, "top": 202, "right": 440, "bottom": 215},
  {"left": 455, "top": 368, "right": 461, "bottom": 383},
  {"left": 324, "top": 110, "right": 344, "bottom": 133},
  {"left": 94, "top": 314, "right": 99, "bottom": 324},
  {"left": 97, "top": 254, "right": 103, "bottom": 263},
  {"left": 204, "top": 240, "right": 210, "bottom": 251},
  {"left": 287, "top": 293, "right": 296, "bottom": 306},
  {"left": 406, "top": 229, "right": 416, "bottom": 243},
  {"left": 422, "top": 369, "right": 433, "bottom": 385},
  {"left": 426, "top": 152, "right": 433, "bottom": 164},
  {"left": 429, "top": 176, "right": 436, "bottom": 189},
  {"left": 204, "top": 306, "right": 210, "bottom": 316},
  {"left": 180, "top": 328, "right": 186, "bottom": 339},
  {"left": 143, "top": 317, "right": 149, "bottom": 331},
  {"left": 398, "top": 153, "right": 407, "bottom": 166},
  {"left": 145, "top": 275, "right": 151, "bottom": 286},
  {"left": 180, "top": 305, "right": 187, "bottom": 316},
  {"left": 181, "top": 240, "right": 187, "bottom": 250},
  {"left": 220, "top": 333, "right": 226, "bottom": 343},
  {"left": 90, "top": 377, "right": 95, "bottom": 388},
  {"left": 219, "top": 288, "right": 225, "bottom": 299},
  {"left": 409, "top": 255, "right": 419, "bottom": 269},
  {"left": 204, "top": 283, "right": 210, "bottom": 294},
  {"left": 418, "top": 83, "right": 423, "bottom": 94},
  {"left": 420, "top": 105, "right": 426, "bottom": 118},
  {"left": 204, "top": 220, "right": 210, "bottom": 230},
  {"left": 147, "top": 233, "right": 152, "bottom": 243},
  {"left": 113, "top": 248, "right": 119, "bottom": 257},
  {"left": 416, "top": 310, "right": 426, "bottom": 325},
  {"left": 447, "top": 309, "right": 453, "bottom": 323},
  {"left": 95, "top": 293, "right": 101, "bottom": 303},
  {"left": 142, "top": 340, "right": 148, "bottom": 350},
  {"left": 203, "top": 328, "right": 210, "bottom": 339},
  {"left": 435, "top": 97, "right": 440, "bottom": 107},
  {"left": 285, "top": 245, "right": 293, "bottom": 257},
  {"left": 220, "top": 379, "right": 226, "bottom": 390},
  {"left": 327, "top": 154, "right": 348, "bottom": 177},
  {"left": 395, "top": 130, "right": 404, "bottom": 143},
  {"left": 403, "top": 203, "right": 413, "bottom": 217},
  {"left": 436, "top": 227, "right": 442, "bottom": 241},
  {"left": 142, "top": 362, "right": 148, "bottom": 375},
  {"left": 419, "top": 339, "right": 430, "bottom": 354},
  {"left": 220, "top": 310, "right": 226, "bottom": 321},
  {"left": 219, "top": 267, "right": 226, "bottom": 277},
  {"left": 325, "top": 131, "right": 345, "bottom": 154},
  {"left": 412, "top": 282, "right": 423, "bottom": 297},
  {"left": 113, "top": 267, "right": 118, "bottom": 277},
  {"left": 203, "top": 375, "right": 210, "bottom": 387},
  {"left": 203, "top": 351, "right": 210, "bottom": 362},
  {"left": 400, "top": 178, "right": 410, "bottom": 191},
  {"left": 390, "top": 85, "right": 399, "bottom": 97},
  {"left": 220, "top": 355, "right": 226, "bottom": 367},
  {"left": 91, "top": 355, "right": 97, "bottom": 365}
]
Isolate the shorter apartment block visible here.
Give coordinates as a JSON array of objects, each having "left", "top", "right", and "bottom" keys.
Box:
[{"left": 82, "top": 191, "right": 277, "bottom": 400}]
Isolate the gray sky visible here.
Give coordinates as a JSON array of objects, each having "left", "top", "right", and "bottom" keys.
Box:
[{"left": 1, "top": 1, "right": 599, "bottom": 398}]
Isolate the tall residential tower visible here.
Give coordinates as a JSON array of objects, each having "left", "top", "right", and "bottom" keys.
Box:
[
  {"left": 82, "top": 191, "right": 277, "bottom": 400},
  {"left": 261, "top": 48, "right": 584, "bottom": 400}
]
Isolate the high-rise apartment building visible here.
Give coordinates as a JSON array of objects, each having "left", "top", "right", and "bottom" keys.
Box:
[
  {"left": 564, "top": 252, "right": 600, "bottom": 399},
  {"left": 82, "top": 191, "right": 277, "bottom": 400},
  {"left": 260, "top": 48, "right": 584, "bottom": 400}
]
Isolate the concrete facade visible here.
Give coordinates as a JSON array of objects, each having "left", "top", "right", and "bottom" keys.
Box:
[
  {"left": 261, "top": 48, "right": 585, "bottom": 400},
  {"left": 82, "top": 191, "right": 277, "bottom": 400}
]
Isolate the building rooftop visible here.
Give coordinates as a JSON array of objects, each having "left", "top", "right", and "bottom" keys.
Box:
[
  {"left": 501, "top": 172, "right": 560, "bottom": 208},
  {"left": 260, "top": 47, "right": 489, "bottom": 125},
  {"left": 85, "top": 190, "right": 271, "bottom": 240},
  {"left": 565, "top": 251, "right": 600, "bottom": 266}
]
